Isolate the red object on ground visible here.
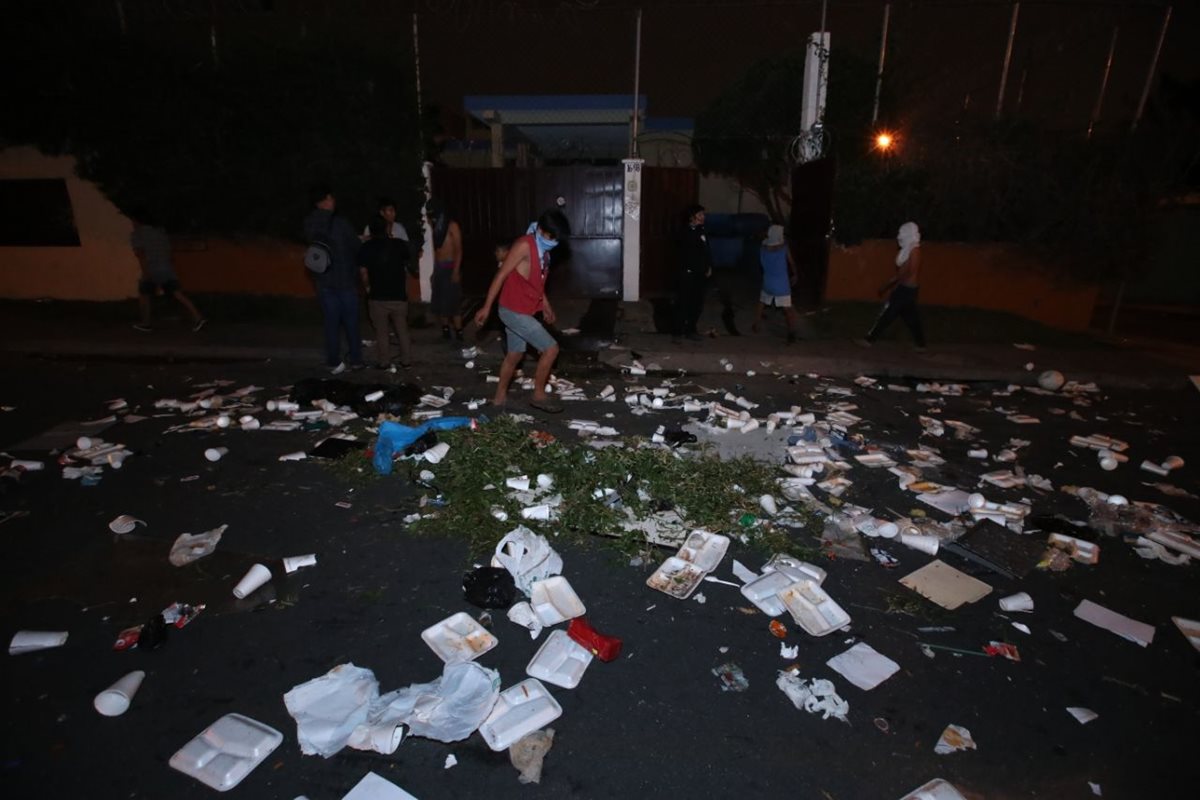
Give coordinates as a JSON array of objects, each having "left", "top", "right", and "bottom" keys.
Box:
[{"left": 567, "top": 617, "right": 622, "bottom": 662}]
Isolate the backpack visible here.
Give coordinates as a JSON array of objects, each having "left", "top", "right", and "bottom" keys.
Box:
[{"left": 304, "top": 215, "right": 334, "bottom": 274}]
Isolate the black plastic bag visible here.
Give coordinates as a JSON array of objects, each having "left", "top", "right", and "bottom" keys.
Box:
[{"left": 462, "top": 566, "right": 517, "bottom": 609}]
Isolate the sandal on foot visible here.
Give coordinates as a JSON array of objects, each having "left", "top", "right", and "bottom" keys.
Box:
[{"left": 529, "top": 398, "right": 564, "bottom": 414}]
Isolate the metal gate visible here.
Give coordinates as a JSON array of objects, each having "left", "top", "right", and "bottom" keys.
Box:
[{"left": 431, "top": 165, "right": 623, "bottom": 300}]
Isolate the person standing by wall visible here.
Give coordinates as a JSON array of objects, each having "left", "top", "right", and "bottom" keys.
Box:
[
  {"left": 860, "top": 221, "right": 927, "bottom": 351},
  {"left": 751, "top": 223, "right": 800, "bottom": 343},
  {"left": 673, "top": 204, "right": 712, "bottom": 342},
  {"left": 362, "top": 197, "right": 409, "bottom": 242},
  {"left": 129, "top": 211, "right": 206, "bottom": 333},
  {"left": 427, "top": 198, "right": 464, "bottom": 341},
  {"left": 304, "top": 185, "right": 365, "bottom": 373},
  {"left": 473, "top": 210, "right": 570, "bottom": 413},
  {"left": 358, "top": 217, "right": 415, "bottom": 372}
]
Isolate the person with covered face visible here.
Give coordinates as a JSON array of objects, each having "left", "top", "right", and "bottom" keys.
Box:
[
  {"left": 860, "top": 221, "right": 926, "bottom": 350},
  {"left": 473, "top": 209, "right": 571, "bottom": 413}
]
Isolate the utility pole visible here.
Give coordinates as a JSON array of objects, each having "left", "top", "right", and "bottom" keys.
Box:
[
  {"left": 1087, "top": 27, "right": 1118, "bottom": 139},
  {"left": 872, "top": 3, "right": 891, "bottom": 126},
  {"left": 995, "top": 2, "right": 1020, "bottom": 119},
  {"left": 630, "top": 8, "right": 642, "bottom": 158},
  {"left": 1132, "top": 5, "right": 1172, "bottom": 133},
  {"left": 412, "top": 12, "right": 424, "bottom": 132}
]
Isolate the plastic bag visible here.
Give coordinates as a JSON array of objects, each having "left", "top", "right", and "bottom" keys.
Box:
[
  {"left": 463, "top": 567, "right": 518, "bottom": 609},
  {"left": 372, "top": 417, "right": 476, "bottom": 475},
  {"left": 510, "top": 729, "right": 555, "bottom": 784},
  {"left": 491, "top": 526, "right": 563, "bottom": 595},
  {"left": 372, "top": 661, "right": 500, "bottom": 743},
  {"left": 168, "top": 524, "right": 228, "bottom": 566},
  {"left": 284, "top": 663, "right": 379, "bottom": 758}
]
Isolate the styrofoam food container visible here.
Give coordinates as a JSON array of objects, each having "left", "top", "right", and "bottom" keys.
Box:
[
  {"left": 739, "top": 570, "right": 795, "bottom": 617},
  {"left": 525, "top": 629, "right": 593, "bottom": 689},
  {"left": 421, "top": 612, "right": 499, "bottom": 663},
  {"left": 676, "top": 531, "right": 730, "bottom": 573},
  {"left": 169, "top": 713, "right": 283, "bottom": 792},
  {"left": 478, "top": 678, "right": 563, "bottom": 752},
  {"left": 646, "top": 556, "right": 706, "bottom": 599},
  {"left": 779, "top": 580, "right": 852, "bottom": 636},
  {"left": 763, "top": 554, "right": 826, "bottom": 585},
  {"left": 528, "top": 576, "right": 586, "bottom": 627}
]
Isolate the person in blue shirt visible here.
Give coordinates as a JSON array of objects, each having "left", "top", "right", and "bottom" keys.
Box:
[
  {"left": 303, "top": 185, "right": 365, "bottom": 374},
  {"left": 750, "top": 224, "right": 800, "bottom": 343}
]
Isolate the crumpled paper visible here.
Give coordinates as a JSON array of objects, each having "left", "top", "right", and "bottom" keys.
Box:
[
  {"left": 775, "top": 671, "right": 849, "bottom": 721},
  {"left": 510, "top": 728, "right": 555, "bottom": 784},
  {"left": 492, "top": 526, "right": 562, "bottom": 595},
  {"left": 168, "top": 524, "right": 228, "bottom": 566}
]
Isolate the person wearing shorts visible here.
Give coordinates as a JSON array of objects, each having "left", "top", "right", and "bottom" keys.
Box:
[
  {"left": 474, "top": 209, "right": 570, "bottom": 413},
  {"left": 751, "top": 224, "right": 799, "bottom": 343},
  {"left": 129, "top": 212, "right": 205, "bottom": 333}
]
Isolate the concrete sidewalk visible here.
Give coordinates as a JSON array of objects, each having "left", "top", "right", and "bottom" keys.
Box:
[{"left": 2, "top": 297, "right": 1197, "bottom": 389}]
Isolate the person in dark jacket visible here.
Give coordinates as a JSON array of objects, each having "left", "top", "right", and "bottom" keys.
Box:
[
  {"left": 358, "top": 217, "right": 416, "bottom": 371},
  {"left": 304, "top": 185, "right": 364, "bottom": 373},
  {"left": 674, "top": 204, "right": 712, "bottom": 342}
]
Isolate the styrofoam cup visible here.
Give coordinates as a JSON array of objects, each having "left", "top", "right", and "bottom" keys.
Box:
[
  {"left": 364, "top": 390, "right": 385, "bottom": 403},
  {"left": 232, "top": 563, "right": 272, "bottom": 598},
  {"left": 900, "top": 533, "right": 939, "bottom": 555},
  {"left": 999, "top": 592, "right": 1034, "bottom": 612},
  {"left": 94, "top": 670, "right": 146, "bottom": 717},
  {"left": 204, "top": 447, "right": 228, "bottom": 462},
  {"left": 216, "top": 415, "right": 231, "bottom": 429},
  {"left": 522, "top": 504, "right": 552, "bottom": 521},
  {"left": 76, "top": 436, "right": 94, "bottom": 451},
  {"left": 423, "top": 443, "right": 450, "bottom": 464},
  {"left": 108, "top": 514, "right": 144, "bottom": 534},
  {"left": 759, "top": 494, "right": 778, "bottom": 515},
  {"left": 282, "top": 554, "right": 317, "bottom": 574}
]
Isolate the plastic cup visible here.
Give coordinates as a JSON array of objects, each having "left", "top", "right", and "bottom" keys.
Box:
[
  {"left": 282, "top": 554, "right": 317, "bottom": 574},
  {"left": 76, "top": 436, "right": 94, "bottom": 451},
  {"left": 877, "top": 521, "right": 899, "bottom": 539},
  {"left": 999, "top": 592, "right": 1034, "bottom": 612},
  {"left": 232, "top": 563, "right": 272, "bottom": 598},
  {"left": 108, "top": 515, "right": 144, "bottom": 534},
  {"left": 506, "top": 476, "right": 531, "bottom": 491},
  {"left": 10, "top": 459, "right": 44, "bottom": 471},
  {"left": 204, "top": 447, "right": 228, "bottom": 462},
  {"left": 94, "top": 670, "right": 146, "bottom": 717},
  {"left": 9, "top": 630, "right": 68, "bottom": 654},
  {"left": 364, "top": 390, "right": 384, "bottom": 403},
  {"left": 216, "top": 415, "right": 231, "bottom": 429},
  {"left": 522, "top": 504, "right": 552, "bottom": 521},
  {"left": 423, "top": 443, "right": 450, "bottom": 464},
  {"left": 759, "top": 495, "right": 778, "bottom": 516},
  {"left": 900, "top": 533, "right": 939, "bottom": 555},
  {"left": 240, "top": 418, "right": 261, "bottom": 431}
]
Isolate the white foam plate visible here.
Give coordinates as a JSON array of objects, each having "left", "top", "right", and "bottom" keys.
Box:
[
  {"left": 739, "top": 570, "right": 794, "bottom": 617},
  {"left": 763, "top": 553, "right": 827, "bottom": 585},
  {"left": 677, "top": 531, "right": 730, "bottom": 573},
  {"left": 169, "top": 713, "right": 283, "bottom": 792},
  {"left": 421, "top": 612, "right": 499, "bottom": 663},
  {"left": 646, "top": 556, "right": 706, "bottom": 599},
  {"left": 478, "top": 678, "right": 563, "bottom": 752},
  {"left": 779, "top": 580, "right": 852, "bottom": 637},
  {"left": 526, "top": 629, "right": 594, "bottom": 689},
  {"left": 528, "top": 576, "right": 586, "bottom": 627}
]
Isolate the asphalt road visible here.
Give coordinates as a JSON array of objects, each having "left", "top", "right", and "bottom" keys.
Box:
[{"left": 1, "top": 349, "right": 1198, "bottom": 800}]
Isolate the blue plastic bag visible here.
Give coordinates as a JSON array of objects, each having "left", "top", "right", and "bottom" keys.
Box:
[{"left": 372, "top": 417, "right": 477, "bottom": 475}]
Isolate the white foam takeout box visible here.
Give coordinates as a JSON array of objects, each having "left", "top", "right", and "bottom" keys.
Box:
[
  {"left": 739, "top": 555, "right": 828, "bottom": 617},
  {"left": 647, "top": 531, "right": 731, "bottom": 599},
  {"left": 779, "top": 579, "right": 851, "bottom": 636},
  {"left": 528, "top": 576, "right": 586, "bottom": 627},
  {"left": 526, "top": 629, "right": 594, "bottom": 689},
  {"left": 421, "top": 612, "right": 499, "bottom": 663},
  {"left": 169, "top": 713, "right": 283, "bottom": 792},
  {"left": 478, "top": 678, "right": 562, "bottom": 751}
]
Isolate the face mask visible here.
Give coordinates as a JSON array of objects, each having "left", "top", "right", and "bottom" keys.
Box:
[{"left": 536, "top": 232, "right": 558, "bottom": 252}]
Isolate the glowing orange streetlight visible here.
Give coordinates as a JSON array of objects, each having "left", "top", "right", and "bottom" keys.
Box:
[{"left": 874, "top": 132, "right": 894, "bottom": 151}]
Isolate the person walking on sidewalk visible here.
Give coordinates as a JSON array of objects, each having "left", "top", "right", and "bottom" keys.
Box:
[
  {"left": 304, "top": 185, "right": 365, "bottom": 374},
  {"left": 129, "top": 212, "right": 206, "bottom": 333},
  {"left": 751, "top": 223, "right": 800, "bottom": 343},
  {"left": 473, "top": 209, "right": 570, "bottom": 413},
  {"left": 427, "top": 198, "right": 464, "bottom": 341},
  {"left": 860, "top": 221, "right": 926, "bottom": 350},
  {"left": 358, "top": 217, "right": 415, "bottom": 372},
  {"left": 673, "top": 204, "right": 712, "bottom": 342}
]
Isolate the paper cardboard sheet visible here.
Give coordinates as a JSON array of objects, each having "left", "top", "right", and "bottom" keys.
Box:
[
  {"left": 1074, "top": 599, "right": 1154, "bottom": 647},
  {"left": 899, "top": 560, "right": 992, "bottom": 610}
]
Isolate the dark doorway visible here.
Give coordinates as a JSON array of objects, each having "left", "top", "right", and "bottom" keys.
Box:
[{"left": 789, "top": 157, "right": 835, "bottom": 307}]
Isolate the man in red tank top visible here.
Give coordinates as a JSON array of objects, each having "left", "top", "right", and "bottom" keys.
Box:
[{"left": 474, "top": 209, "right": 571, "bottom": 412}]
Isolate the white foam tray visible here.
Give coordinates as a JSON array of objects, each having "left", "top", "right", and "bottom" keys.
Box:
[
  {"left": 764, "top": 553, "right": 827, "bottom": 585},
  {"left": 528, "top": 576, "right": 586, "bottom": 627},
  {"left": 169, "top": 713, "right": 283, "bottom": 792},
  {"left": 478, "top": 678, "right": 562, "bottom": 752},
  {"left": 526, "top": 629, "right": 594, "bottom": 689},
  {"left": 740, "top": 570, "right": 795, "bottom": 616},
  {"left": 677, "top": 531, "right": 730, "bottom": 573},
  {"left": 421, "top": 612, "right": 499, "bottom": 663},
  {"left": 779, "top": 580, "right": 852, "bottom": 636},
  {"left": 646, "top": 556, "right": 707, "bottom": 599}
]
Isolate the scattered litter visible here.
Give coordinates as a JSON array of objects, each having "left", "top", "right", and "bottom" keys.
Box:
[
  {"left": 898, "top": 778, "right": 968, "bottom": 800},
  {"left": 934, "top": 724, "right": 976, "bottom": 755},
  {"left": 479, "top": 678, "right": 560, "bottom": 751},
  {"left": 526, "top": 629, "right": 593, "bottom": 689},
  {"left": 983, "top": 641, "right": 1021, "bottom": 661},
  {"left": 170, "top": 713, "right": 283, "bottom": 791},
  {"left": 493, "top": 527, "right": 563, "bottom": 595},
  {"left": 775, "top": 670, "right": 848, "bottom": 721},
  {"left": 421, "top": 612, "right": 499, "bottom": 663},
  {"left": 779, "top": 642, "right": 799, "bottom": 659},
  {"left": 509, "top": 728, "right": 555, "bottom": 785},
  {"left": 1074, "top": 599, "right": 1154, "bottom": 647},
  {"left": 168, "top": 524, "right": 228, "bottom": 566},
  {"left": 463, "top": 566, "right": 518, "bottom": 609},
  {"left": 341, "top": 772, "right": 418, "bottom": 800},
  {"left": 825, "top": 642, "right": 900, "bottom": 690},
  {"left": 900, "top": 560, "right": 992, "bottom": 610},
  {"left": 713, "top": 662, "right": 749, "bottom": 692},
  {"left": 1172, "top": 617, "right": 1200, "bottom": 652},
  {"left": 1067, "top": 707, "right": 1098, "bottom": 725},
  {"left": 108, "top": 514, "right": 146, "bottom": 534},
  {"left": 10, "top": 630, "right": 68, "bottom": 655},
  {"left": 94, "top": 669, "right": 146, "bottom": 716}
]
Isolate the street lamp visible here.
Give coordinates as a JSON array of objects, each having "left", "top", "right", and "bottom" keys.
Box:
[{"left": 874, "top": 132, "right": 894, "bottom": 151}]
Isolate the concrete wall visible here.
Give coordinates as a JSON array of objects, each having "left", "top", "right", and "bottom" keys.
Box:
[
  {"left": 826, "top": 240, "right": 1099, "bottom": 331},
  {"left": 173, "top": 239, "right": 313, "bottom": 298},
  {"left": 0, "top": 147, "right": 140, "bottom": 300}
]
